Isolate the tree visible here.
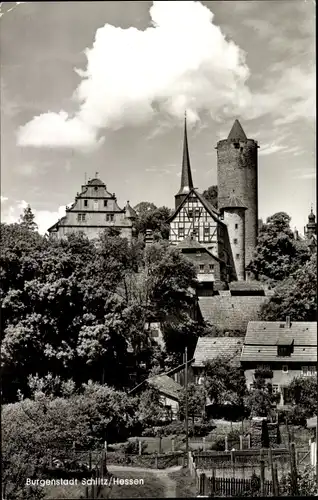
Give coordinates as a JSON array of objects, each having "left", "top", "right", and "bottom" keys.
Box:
[
  {"left": 203, "top": 354, "right": 247, "bottom": 408},
  {"left": 178, "top": 383, "right": 207, "bottom": 429},
  {"left": 19, "top": 205, "right": 38, "bottom": 231},
  {"left": 248, "top": 212, "right": 311, "bottom": 283},
  {"left": 133, "top": 202, "right": 172, "bottom": 240},
  {"left": 202, "top": 185, "right": 218, "bottom": 209},
  {"left": 285, "top": 377, "right": 317, "bottom": 425},
  {"left": 134, "top": 387, "right": 166, "bottom": 427},
  {"left": 261, "top": 254, "right": 317, "bottom": 321},
  {"left": 244, "top": 375, "right": 280, "bottom": 418}
]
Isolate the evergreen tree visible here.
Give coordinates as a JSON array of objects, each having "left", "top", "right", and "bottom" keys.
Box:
[{"left": 19, "top": 205, "right": 38, "bottom": 231}]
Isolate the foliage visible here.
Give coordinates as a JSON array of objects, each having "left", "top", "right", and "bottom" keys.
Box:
[
  {"left": 249, "top": 212, "right": 311, "bottom": 283},
  {"left": 134, "top": 387, "right": 166, "bottom": 427},
  {"left": 202, "top": 185, "right": 218, "bottom": 209},
  {"left": 203, "top": 354, "right": 247, "bottom": 408},
  {"left": 261, "top": 254, "right": 317, "bottom": 321},
  {"left": 179, "top": 383, "right": 207, "bottom": 422},
  {"left": 133, "top": 202, "right": 172, "bottom": 240},
  {"left": 123, "top": 439, "right": 148, "bottom": 455},
  {"left": 280, "top": 465, "right": 317, "bottom": 496},
  {"left": 285, "top": 376, "right": 317, "bottom": 425},
  {"left": 244, "top": 376, "right": 280, "bottom": 418},
  {"left": 19, "top": 204, "right": 38, "bottom": 231}
]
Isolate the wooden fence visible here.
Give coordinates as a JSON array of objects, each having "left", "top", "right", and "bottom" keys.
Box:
[{"left": 197, "top": 472, "right": 273, "bottom": 497}]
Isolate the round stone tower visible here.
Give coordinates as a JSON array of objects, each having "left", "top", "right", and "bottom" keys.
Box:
[
  {"left": 217, "top": 119, "right": 259, "bottom": 276},
  {"left": 222, "top": 199, "right": 247, "bottom": 281}
]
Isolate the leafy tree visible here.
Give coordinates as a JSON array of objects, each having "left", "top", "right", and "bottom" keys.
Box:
[
  {"left": 248, "top": 212, "right": 311, "bottom": 283},
  {"left": 244, "top": 376, "right": 280, "bottom": 418},
  {"left": 286, "top": 377, "right": 317, "bottom": 424},
  {"left": 178, "top": 383, "right": 207, "bottom": 429},
  {"left": 134, "top": 386, "right": 166, "bottom": 427},
  {"left": 202, "top": 185, "right": 218, "bottom": 209},
  {"left": 19, "top": 204, "right": 38, "bottom": 231},
  {"left": 203, "top": 353, "right": 247, "bottom": 408},
  {"left": 261, "top": 254, "right": 317, "bottom": 321},
  {"left": 133, "top": 202, "right": 172, "bottom": 240}
]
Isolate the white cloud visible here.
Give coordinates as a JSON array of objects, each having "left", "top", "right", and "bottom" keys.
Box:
[
  {"left": 1, "top": 198, "right": 68, "bottom": 235},
  {"left": 258, "top": 142, "right": 289, "bottom": 157},
  {"left": 1, "top": 195, "right": 8, "bottom": 203},
  {"left": 17, "top": 1, "right": 251, "bottom": 150}
]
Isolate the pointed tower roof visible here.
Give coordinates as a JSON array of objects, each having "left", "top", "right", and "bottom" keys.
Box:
[
  {"left": 227, "top": 119, "right": 247, "bottom": 141},
  {"left": 176, "top": 113, "right": 194, "bottom": 196},
  {"left": 125, "top": 201, "right": 137, "bottom": 219}
]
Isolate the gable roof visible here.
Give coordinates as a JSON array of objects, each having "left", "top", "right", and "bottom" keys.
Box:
[
  {"left": 229, "top": 281, "right": 265, "bottom": 292},
  {"left": 192, "top": 337, "right": 243, "bottom": 368},
  {"left": 167, "top": 188, "right": 224, "bottom": 226},
  {"left": 147, "top": 374, "right": 183, "bottom": 400},
  {"left": 177, "top": 237, "right": 223, "bottom": 263},
  {"left": 244, "top": 321, "right": 317, "bottom": 346}
]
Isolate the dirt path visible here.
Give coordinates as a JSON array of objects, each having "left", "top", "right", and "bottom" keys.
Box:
[{"left": 107, "top": 465, "right": 182, "bottom": 498}]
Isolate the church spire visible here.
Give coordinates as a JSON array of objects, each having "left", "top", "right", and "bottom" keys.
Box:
[{"left": 176, "top": 112, "right": 194, "bottom": 205}]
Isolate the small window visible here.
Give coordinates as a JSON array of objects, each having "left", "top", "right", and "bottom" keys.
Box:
[
  {"left": 282, "top": 365, "right": 288, "bottom": 374},
  {"left": 272, "top": 384, "right": 279, "bottom": 394},
  {"left": 234, "top": 238, "right": 238, "bottom": 244},
  {"left": 84, "top": 200, "right": 88, "bottom": 207},
  {"left": 209, "top": 264, "right": 214, "bottom": 271},
  {"left": 106, "top": 214, "right": 114, "bottom": 222},
  {"left": 77, "top": 213, "right": 86, "bottom": 222},
  {"left": 104, "top": 200, "right": 108, "bottom": 207},
  {"left": 204, "top": 226, "right": 210, "bottom": 235},
  {"left": 235, "top": 223, "right": 238, "bottom": 229},
  {"left": 195, "top": 208, "right": 200, "bottom": 216},
  {"left": 199, "top": 265, "right": 204, "bottom": 272},
  {"left": 278, "top": 346, "right": 291, "bottom": 357},
  {"left": 94, "top": 200, "right": 99, "bottom": 210},
  {"left": 302, "top": 366, "right": 309, "bottom": 376},
  {"left": 236, "top": 254, "right": 240, "bottom": 259},
  {"left": 178, "top": 227, "right": 185, "bottom": 238},
  {"left": 188, "top": 210, "right": 193, "bottom": 219}
]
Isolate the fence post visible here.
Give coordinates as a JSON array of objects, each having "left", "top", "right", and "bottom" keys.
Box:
[
  {"left": 155, "top": 452, "right": 158, "bottom": 469},
  {"left": 225, "top": 434, "right": 228, "bottom": 452},
  {"left": 239, "top": 435, "right": 243, "bottom": 450},
  {"left": 268, "top": 448, "right": 279, "bottom": 496},
  {"left": 273, "top": 463, "right": 279, "bottom": 496},
  {"left": 199, "top": 473, "right": 206, "bottom": 496},
  {"left": 159, "top": 436, "right": 162, "bottom": 454},
  {"left": 203, "top": 437, "right": 206, "bottom": 452},
  {"left": 231, "top": 450, "right": 235, "bottom": 477},
  {"left": 290, "top": 442, "right": 299, "bottom": 496},
  {"left": 89, "top": 451, "right": 92, "bottom": 471},
  {"left": 171, "top": 437, "right": 175, "bottom": 452},
  {"left": 247, "top": 434, "right": 251, "bottom": 449},
  {"left": 138, "top": 440, "right": 142, "bottom": 456},
  {"left": 260, "top": 451, "right": 265, "bottom": 497}
]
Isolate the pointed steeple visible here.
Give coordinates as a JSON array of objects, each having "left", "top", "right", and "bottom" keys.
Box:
[
  {"left": 227, "top": 119, "right": 247, "bottom": 141},
  {"left": 176, "top": 112, "right": 194, "bottom": 196}
]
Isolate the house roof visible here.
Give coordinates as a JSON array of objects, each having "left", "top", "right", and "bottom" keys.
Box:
[
  {"left": 167, "top": 188, "right": 224, "bottom": 226},
  {"left": 125, "top": 201, "right": 137, "bottom": 219},
  {"left": 241, "top": 321, "right": 317, "bottom": 363},
  {"left": 192, "top": 337, "right": 243, "bottom": 368},
  {"left": 177, "top": 237, "right": 223, "bottom": 263},
  {"left": 88, "top": 178, "right": 105, "bottom": 186},
  {"left": 244, "top": 321, "right": 317, "bottom": 346},
  {"left": 147, "top": 374, "right": 183, "bottom": 400}
]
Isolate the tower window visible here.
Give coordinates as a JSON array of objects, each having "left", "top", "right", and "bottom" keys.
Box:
[
  {"left": 236, "top": 254, "right": 240, "bottom": 259},
  {"left": 106, "top": 214, "right": 114, "bottom": 222},
  {"left": 234, "top": 238, "right": 238, "bottom": 244},
  {"left": 235, "top": 223, "right": 238, "bottom": 229},
  {"left": 78, "top": 213, "right": 86, "bottom": 222},
  {"left": 94, "top": 200, "right": 99, "bottom": 210},
  {"left": 104, "top": 200, "right": 108, "bottom": 207},
  {"left": 84, "top": 200, "right": 88, "bottom": 207}
]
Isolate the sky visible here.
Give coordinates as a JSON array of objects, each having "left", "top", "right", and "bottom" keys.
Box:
[{"left": 0, "top": 0, "right": 316, "bottom": 235}]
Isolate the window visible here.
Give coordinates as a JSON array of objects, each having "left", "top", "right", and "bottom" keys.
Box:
[
  {"left": 236, "top": 254, "right": 240, "bottom": 259},
  {"left": 94, "top": 200, "right": 99, "bottom": 210},
  {"left": 77, "top": 213, "right": 86, "bottom": 222},
  {"left": 104, "top": 200, "right": 108, "bottom": 207},
  {"left": 282, "top": 365, "right": 288, "bottom": 374},
  {"left": 188, "top": 209, "right": 193, "bottom": 218},
  {"left": 84, "top": 200, "right": 88, "bottom": 207},
  {"left": 204, "top": 226, "right": 210, "bottom": 235},
  {"left": 194, "top": 208, "right": 200, "bottom": 217},
  {"left": 178, "top": 227, "right": 184, "bottom": 238},
  {"left": 199, "top": 265, "right": 204, "bottom": 272},
  {"left": 302, "top": 366, "right": 317, "bottom": 376},
  {"left": 278, "top": 346, "right": 292, "bottom": 357},
  {"left": 272, "top": 384, "right": 279, "bottom": 394},
  {"left": 234, "top": 238, "right": 238, "bottom": 244},
  {"left": 106, "top": 214, "right": 114, "bottom": 222},
  {"left": 209, "top": 264, "right": 214, "bottom": 271},
  {"left": 235, "top": 223, "right": 238, "bottom": 229}
]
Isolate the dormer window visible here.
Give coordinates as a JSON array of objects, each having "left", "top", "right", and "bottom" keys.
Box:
[{"left": 277, "top": 346, "right": 292, "bottom": 357}]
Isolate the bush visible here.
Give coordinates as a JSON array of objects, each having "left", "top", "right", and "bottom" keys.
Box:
[
  {"left": 123, "top": 439, "right": 148, "bottom": 455},
  {"left": 188, "top": 421, "right": 216, "bottom": 437}
]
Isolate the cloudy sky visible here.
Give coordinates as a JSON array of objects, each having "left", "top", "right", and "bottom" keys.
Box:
[{"left": 0, "top": 0, "right": 315, "bottom": 234}]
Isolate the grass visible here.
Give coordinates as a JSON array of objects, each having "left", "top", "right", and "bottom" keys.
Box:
[
  {"left": 107, "top": 470, "right": 165, "bottom": 498},
  {"left": 168, "top": 468, "right": 198, "bottom": 498},
  {"left": 44, "top": 483, "right": 85, "bottom": 499}
]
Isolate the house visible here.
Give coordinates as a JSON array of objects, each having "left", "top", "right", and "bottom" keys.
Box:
[
  {"left": 241, "top": 317, "right": 317, "bottom": 406},
  {"left": 47, "top": 176, "right": 136, "bottom": 240},
  {"left": 192, "top": 337, "right": 243, "bottom": 383}
]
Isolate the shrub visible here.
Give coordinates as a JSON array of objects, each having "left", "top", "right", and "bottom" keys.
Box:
[{"left": 123, "top": 439, "right": 148, "bottom": 455}]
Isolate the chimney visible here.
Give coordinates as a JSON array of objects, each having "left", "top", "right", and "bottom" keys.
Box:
[
  {"left": 286, "top": 316, "right": 291, "bottom": 328},
  {"left": 145, "top": 229, "right": 154, "bottom": 246}
]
